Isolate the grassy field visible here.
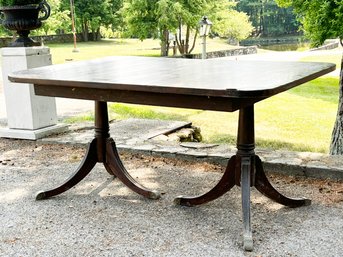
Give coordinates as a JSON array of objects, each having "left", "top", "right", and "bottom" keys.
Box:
[
  {"left": 301, "top": 53, "right": 342, "bottom": 71},
  {"left": 47, "top": 38, "right": 237, "bottom": 64},
  {"left": 105, "top": 76, "right": 338, "bottom": 153},
  {"left": 51, "top": 39, "right": 341, "bottom": 153}
]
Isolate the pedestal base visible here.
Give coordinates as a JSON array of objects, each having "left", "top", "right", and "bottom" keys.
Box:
[
  {"left": 2, "top": 46, "right": 58, "bottom": 134},
  {"left": 34, "top": 102, "right": 161, "bottom": 200},
  {"left": 0, "top": 124, "right": 68, "bottom": 140}
]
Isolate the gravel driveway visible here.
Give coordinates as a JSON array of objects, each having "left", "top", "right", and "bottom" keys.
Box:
[{"left": 0, "top": 139, "right": 342, "bottom": 257}]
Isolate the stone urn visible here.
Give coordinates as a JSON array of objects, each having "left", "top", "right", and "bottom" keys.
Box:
[{"left": 0, "top": 1, "right": 50, "bottom": 47}]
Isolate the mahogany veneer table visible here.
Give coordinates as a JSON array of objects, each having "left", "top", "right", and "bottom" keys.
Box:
[{"left": 9, "top": 56, "right": 335, "bottom": 251}]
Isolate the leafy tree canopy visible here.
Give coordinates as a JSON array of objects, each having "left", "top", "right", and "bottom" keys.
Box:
[
  {"left": 39, "top": 0, "right": 70, "bottom": 35},
  {"left": 122, "top": 0, "right": 252, "bottom": 55},
  {"left": 276, "top": 0, "right": 343, "bottom": 46},
  {"left": 61, "top": 0, "right": 122, "bottom": 41},
  {"left": 237, "top": 0, "right": 300, "bottom": 37}
]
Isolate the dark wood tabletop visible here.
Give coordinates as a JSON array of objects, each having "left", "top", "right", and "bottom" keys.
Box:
[{"left": 9, "top": 56, "right": 335, "bottom": 101}]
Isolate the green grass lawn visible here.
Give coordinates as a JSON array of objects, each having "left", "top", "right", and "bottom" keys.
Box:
[
  {"left": 106, "top": 77, "right": 338, "bottom": 153},
  {"left": 300, "top": 52, "right": 342, "bottom": 71},
  {"left": 50, "top": 39, "right": 341, "bottom": 153},
  {"left": 47, "top": 39, "right": 162, "bottom": 64},
  {"left": 47, "top": 38, "right": 237, "bottom": 64}
]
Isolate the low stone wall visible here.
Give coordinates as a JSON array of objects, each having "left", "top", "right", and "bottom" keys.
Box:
[
  {"left": 240, "top": 37, "right": 305, "bottom": 46},
  {"left": 183, "top": 46, "right": 257, "bottom": 59},
  {"left": 0, "top": 33, "right": 93, "bottom": 47},
  {"left": 0, "top": 37, "right": 13, "bottom": 47},
  {"left": 32, "top": 33, "right": 84, "bottom": 44},
  {"left": 310, "top": 40, "right": 339, "bottom": 51}
]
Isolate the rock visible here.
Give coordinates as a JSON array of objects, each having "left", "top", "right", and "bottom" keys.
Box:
[{"left": 166, "top": 126, "right": 203, "bottom": 142}]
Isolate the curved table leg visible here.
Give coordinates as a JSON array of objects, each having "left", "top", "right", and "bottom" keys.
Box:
[
  {"left": 103, "top": 143, "right": 116, "bottom": 177},
  {"left": 104, "top": 164, "right": 117, "bottom": 177},
  {"left": 174, "top": 156, "right": 237, "bottom": 206},
  {"left": 254, "top": 156, "right": 311, "bottom": 207},
  {"left": 36, "top": 139, "right": 98, "bottom": 200},
  {"left": 104, "top": 138, "right": 161, "bottom": 200}
]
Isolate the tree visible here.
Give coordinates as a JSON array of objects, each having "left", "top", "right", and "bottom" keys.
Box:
[
  {"left": 276, "top": 0, "right": 343, "bottom": 154},
  {"left": 39, "top": 0, "right": 70, "bottom": 35},
  {"left": 211, "top": 8, "right": 253, "bottom": 44},
  {"left": 121, "top": 0, "right": 162, "bottom": 51},
  {"left": 61, "top": 0, "right": 123, "bottom": 41},
  {"left": 237, "top": 0, "right": 300, "bottom": 37},
  {"left": 123, "top": 0, "right": 252, "bottom": 56},
  {"left": 161, "top": 0, "right": 204, "bottom": 56},
  {"left": 122, "top": 0, "right": 209, "bottom": 56}
]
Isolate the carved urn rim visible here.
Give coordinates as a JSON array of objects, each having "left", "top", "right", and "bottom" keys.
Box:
[{"left": 0, "top": 5, "right": 40, "bottom": 11}]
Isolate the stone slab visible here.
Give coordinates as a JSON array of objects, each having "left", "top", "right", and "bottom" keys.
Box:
[
  {"left": 35, "top": 118, "right": 343, "bottom": 182},
  {"left": 180, "top": 142, "right": 218, "bottom": 149},
  {"left": 0, "top": 124, "right": 68, "bottom": 140},
  {"left": 110, "top": 118, "right": 192, "bottom": 140},
  {"left": 41, "top": 118, "right": 191, "bottom": 145}
]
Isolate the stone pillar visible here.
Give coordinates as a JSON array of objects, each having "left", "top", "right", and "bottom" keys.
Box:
[{"left": 0, "top": 47, "right": 67, "bottom": 140}]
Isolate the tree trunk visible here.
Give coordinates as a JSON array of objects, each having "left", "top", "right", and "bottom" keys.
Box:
[
  {"left": 188, "top": 30, "right": 198, "bottom": 54},
  {"left": 176, "top": 20, "right": 185, "bottom": 55},
  {"left": 329, "top": 54, "right": 343, "bottom": 154},
  {"left": 91, "top": 27, "right": 101, "bottom": 41},
  {"left": 185, "top": 26, "right": 190, "bottom": 54},
  {"left": 160, "top": 29, "right": 169, "bottom": 57},
  {"left": 258, "top": 0, "right": 263, "bottom": 36},
  {"left": 82, "top": 19, "right": 88, "bottom": 42},
  {"left": 175, "top": 34, "right": 185, "bottom": 55},
  {"left": 96, "top": 27, "right": 101, "bottom": 41}
]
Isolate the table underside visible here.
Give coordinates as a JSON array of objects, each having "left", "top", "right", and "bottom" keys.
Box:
[{"left": 33, "top": 84, "right": 265, "bottom": 112}]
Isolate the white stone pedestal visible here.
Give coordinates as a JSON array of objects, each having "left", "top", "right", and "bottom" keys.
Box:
[{"left": 0, "top": 47, "right": 67, "bottom": 140}]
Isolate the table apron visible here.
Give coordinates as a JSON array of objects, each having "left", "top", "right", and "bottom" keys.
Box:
[{"left": 33, "top": 84, "right": 265, "bottom": 112}]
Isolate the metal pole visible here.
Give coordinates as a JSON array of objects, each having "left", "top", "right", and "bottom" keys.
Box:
[
  {"left": 202, "top": 35, "right": 206, "bottom": 59},
  {"left": 70, "top": 0, "right": 79, "bottom": 52}
]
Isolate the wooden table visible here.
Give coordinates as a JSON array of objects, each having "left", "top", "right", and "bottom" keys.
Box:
[{"left": 9, "top": 56, "right": 335, "bottom": 251}]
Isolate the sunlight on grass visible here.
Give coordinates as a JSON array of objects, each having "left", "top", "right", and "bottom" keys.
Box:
[
  {"left": 47, "top": 38, "right": 237, "bottom": 64},
  {"left": 47, "top": 39, "right": 162, "bottom": 64},
  {"left": 64, "top": 112, "right": 94, "bottom": 123},
  {"left": 300, "top": 52, "right": 342, "bottom": 71},
  {"left": 108, "top": 103, "right": 201, "bottom": 121},
  {"left": 106, "top": 77, "right": 339, "bottom": 153},
  {"left": 254, "top": 88, "right": 338, "bottom": 152}
]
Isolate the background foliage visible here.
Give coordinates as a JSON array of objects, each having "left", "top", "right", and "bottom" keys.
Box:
[{"left": 0, "top": 0, "right": 299, "bottom": 49}]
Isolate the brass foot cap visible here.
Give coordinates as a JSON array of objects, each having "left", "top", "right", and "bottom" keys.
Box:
[
  {"left": 35, "top": 191, "right": 47, "bottom": 200},
  {"left": 149, "top": 190, "right": 161, "bottom": 200},
  {"left": 243, "top": 235, "right": 253, "bottom": 251}
]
